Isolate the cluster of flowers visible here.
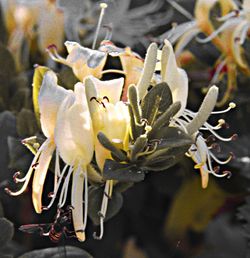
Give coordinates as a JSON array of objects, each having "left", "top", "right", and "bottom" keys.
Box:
[
  {"left": 5, "top": 36, "right": 236, "bottom": 241},
  {"left": 163, "top": 0, "right": 250, "bottom": 106}
]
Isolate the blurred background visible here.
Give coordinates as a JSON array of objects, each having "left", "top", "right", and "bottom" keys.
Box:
[{"left": 0, "top": 0, "right": 250, "bottom": 257}]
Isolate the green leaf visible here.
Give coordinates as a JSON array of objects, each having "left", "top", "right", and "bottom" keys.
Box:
[
  {"left": 0, "top": 5, "right": 7, "bottom": 45},
  {"left": 9, "top": 88, "right": 31, "bottom": 112},
  {"left": 130, "top": 135, "right": 148, "bottom": 162},
  {"left": 148, "top": 101, "right": 181, "bottom": 139},
  {"left": 103, "top": 159, "right": 145, "bottom": 182},
  {"left": 128, "top": 104, "right": 142, "bottom": 141},
  {"left": 88, "top": 186, "right": 123, "bottom": 225},
  {"left": 128, "top": 85, "right": 141, "bottom": 124},
  {"left": 0, "top": 43, "right": 16, "bottom": 78},
  {"left": 17, "top": 246, "right": 93, "bottom": 258},
  {"left": 142, "top": 156, "right": 176, "bottom": 171},
  {"left": 97, "top": 132, "right": 128, "bottom": 162},
  {"left": 16, "top": 109, "right": 39, "bottom": 137},
  {"left": 32, "top": 65, "right": 50, "bottom": 126},
  {"left": 0, "top": 218, "right": 14, "bottom": 248},
  {"left": 141, "top": 82, "right": 172, "bottom": 125}
]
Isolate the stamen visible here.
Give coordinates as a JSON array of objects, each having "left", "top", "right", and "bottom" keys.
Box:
[
  {"left": 166, "top": 0, "right": 194, "bottom": 20},
  {"left": 58, "top": 165, "right": 74, "bottom": 208},
  {"left": 217, "top": 10, "right": 241, "bottom": 21},
  {"left": 46, "top": 44, "right": 67, "bottom": 65},
  {"left": 93, "top": 180, "right": 111, "bottom": 240},
  {"left": 83, "top": 172, "right": 88, "bottom": 231},
  {"left": 42, "top": 164, "right": 69, "bottom": 210},
  {"left": 209, "top": 150, "right": 233, "bottom": 164},
  {"left": 92, "top": 3, "right": 108, "bottom": 50},
  {"left": 211, "top": 102, "right": 236, "bottom": 114}
]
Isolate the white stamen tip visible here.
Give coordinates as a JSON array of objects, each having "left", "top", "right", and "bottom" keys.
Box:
[
  {"left": 229, "top": 102, "right": 236, "bottom": 108},
  {"left": 100, "top": 3, "right": 108, "bottom": 8},
  {"left": 218, "top": 119, "right": 225, "bottom": 125}
]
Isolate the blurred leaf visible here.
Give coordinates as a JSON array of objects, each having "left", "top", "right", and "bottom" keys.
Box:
[
  {"left": 123, "top": 238, "right": 147, "bottom": 258},
  {"left": 58, "top": 67, "right": 79, "bottom": 90},
  {"left": 9, "top": 88, "right": 31, "bottom": 112},
  {"left": 88, "top": 186, "right": 123, "bottom": 225},
  {"left": 0, "top": 218, "right": 14, "bottom": 248},
  {"left": 32, "top": 65, "right": 50, "bottom": 126},
  {"left": 18, "top": 246, "right": 93, "bottom": 258},
  {"left": 0, "top": 111, "right": 17, "bottom": 181},
  {"left": 0, "top": 202, "right": 4, "bottom": 217},
  {"left": 165, "top": 177, "right": 228, "bottom": 240},
  {"left": 237, "top": 196, "right": 250, "bottom": 241},
  {"left": 141, "top": 82, "right": 172, "bottom": 125},
  {"left": 16, "top": 109, "right": 39, "bottom": 137},
  {"left": 103, "top": 159, "right": 145, "bottom": 183},
  {"left": 0, "top": 5, "right": 7, "bottom": 45},
  {"left": 0, "top": 43, "right": 16, "bottom": 78},
  {"left": 7, "top": 136, "right": 32, "bottom": 171},
  {"left": 195, "top": 214, "right": 247, "bottom": 258}
]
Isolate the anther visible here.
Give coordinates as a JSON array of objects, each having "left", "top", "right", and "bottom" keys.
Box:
[
  {"left": 223, "top": 170, "right": 232, "bottom": 178},
  {"left": 4, "top": 188, "right": 11, "bottom": 195},
  {"left": 211, "top": 143, "right": 221, "bottom": 152},
  {"left": 229, "top": 102, "right": 236, "bottom": 109},
  {"left": 13, "top": 172, "right": 21, "bottom": 183},
  {"left": 231, "top": 134, "right": 238, "bottom": 141}
]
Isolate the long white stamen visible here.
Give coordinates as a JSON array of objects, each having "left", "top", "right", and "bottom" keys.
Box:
[
  {"left": 212, "top": 102, "right": 236, "bottom": 114},
  {"left": 43, "top": 164, "right": 69, "bottom": 210},
  {"left": 166, "top": 0, "right": 194, "bottom": 20},
  {"left": 209, "top": 150, "right": 233, "bottom": 164},
  {"left": 83, "top": 171, "right": 88, "bottom": 231},
  {"left": 239, "top": 22, "right": 250, "bottom": 44},
  {"left": 92, "top": 3, "right": 108, "bottom": 50},
  {"left": 93, "top": 180, "right": 111, "bottom": 240},
  {"left": 217, "top": 10, "right": 243, "bottom": 22},
  {"left": 196, "top": 18, "right": 240, "bottom": 43},
  {"left": 210, "top": 59, "right": 227, "bottom": 85},
  {"left": 58, "top": 165, "right": 74, "bottom": 208}
]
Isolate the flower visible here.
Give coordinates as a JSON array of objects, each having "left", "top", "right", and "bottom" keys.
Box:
[
  {"left": 84, "top": 75, "right": 130, "bottom": 239},
  {"left": 47, "top": 40, "right": 144, "bottom": 101},
  {"left": 0, "top": 0, "right": 64, "bottom": 69},
  {"left": 52, "top": 82, "right": 94, "bottom": 242},
  {"left": 138, "top": 39, "right": 236, "bottom": 188},
  {"left": 160, "top": 0, "right": 242, "bottom": 106},
  {"left": 6, "top": 71, "right": 70, "bottom": 213}
]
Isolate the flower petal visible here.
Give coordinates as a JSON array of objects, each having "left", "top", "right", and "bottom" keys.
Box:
[
  {"left": 87, "top": 76, "right": 124, "bottom": 104},
  {"left": 38, "top": 71, "right": 71, "bottom": 138},
  {"left": 32, "top": 139, "right": 55, "bottom": 214},
  {"left": 162, "top": 40, "right": 188, "bottom": 115}
]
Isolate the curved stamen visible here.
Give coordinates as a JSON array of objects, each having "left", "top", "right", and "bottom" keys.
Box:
[
  {"left": 211, "top": 102, "right": 236, "bottom": 114},
  {"left": 196, "top": 18, "right": 240, "bottom": 43},
  {"left": 58, "top": 165, "right": 74, "bottom": 208},
  {"left": 208, "top": 150, "right": 233, "bottom": 164},
  {"left": 217, "top": 10, "right": 241, "bottom": 22},
  {"left": 42, "top": 164, "right": 69, "bottom": 210}
]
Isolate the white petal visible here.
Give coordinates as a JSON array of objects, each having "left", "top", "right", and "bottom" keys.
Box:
[
  {"left": 162, "top": 40, "right": 188, "bottom": 115},
  {"left": 38, "top": 71, "right": 71, "bottom": 138},
  {"left": 87, "top": 76, "right": 124, "bottom": 104}
]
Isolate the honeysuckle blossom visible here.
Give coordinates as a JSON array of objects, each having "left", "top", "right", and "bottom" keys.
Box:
[
  {"left": 84, "top": 75, "right": 130, "bottom": 239},
  {"left": 53, "top": 82, "right": 94, "bottom": 242},
  {"left": 47, "top": 40, "right": 144, "bottom": 101},
  {"left": 6, "top": 71, "right": 70, "bottom": 213},
  {"left": 138, "top": 39, "right": 235, "bottom": 188}
]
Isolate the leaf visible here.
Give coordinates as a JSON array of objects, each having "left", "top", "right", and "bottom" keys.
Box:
[
  {"left": 164, "top": 177, "right": 228, "bottom": 241},
  {"left": 0, "top": 111, "right": 17, "bottom": 181},
  {"left": 32, "top": 66, "right": 51, "bottom": 125},
  {"left": 0, "top": 43, "right": 16, "bottom": 78},
  {"left": 17, "top": 246, "right": 93, "bottom": 258},
  {"left": 0, "top": 5, "right": 7, "bottom": 45},
  {"left": 103, "top": 159, "right": 145, "bottom": 183},
  {"left": 58, "top": 67, "right": 78, "bottom": 90},
  {"left": 7, "top": 136, "right": 32, "bottom": 171},
  {"left": 88, "top": 186, "right": 123, "bottom": 225},
  {"left": 97, "top": 132, "right": 128, "bottom": 162},
  {"left": 141, "top": 82, "right": 172, "bottom": 125},
  {"left": 0, "top": 218, "right": 14, "bottom": 248},
  {"left": 16, "top": 109, "right": 39, "bottom": 137},
  {"left": 148, "top": 102, "right": 181, "bottom": 138}
]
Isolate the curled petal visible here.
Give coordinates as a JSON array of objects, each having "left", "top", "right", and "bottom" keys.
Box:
[{"left": 32, "top": 139, "right": 55, "bottom": 213}]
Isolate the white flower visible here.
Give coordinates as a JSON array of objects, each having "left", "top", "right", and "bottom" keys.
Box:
[
  {"left": 138, "top": 39, "right": 236, "bottom": 188},
  {"left": 6, "top": 71, "right": 71, "bottom": 213}
]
